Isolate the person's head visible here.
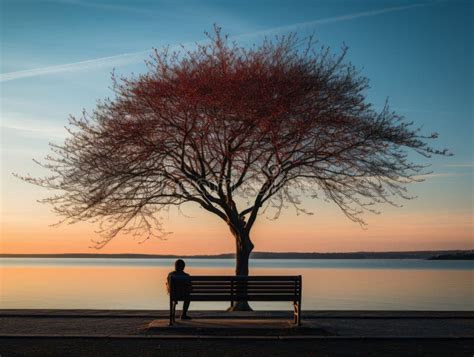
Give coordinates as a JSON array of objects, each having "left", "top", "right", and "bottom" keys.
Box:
[{"left": 175, "top": 259, "right": 185, "bottom": 272}]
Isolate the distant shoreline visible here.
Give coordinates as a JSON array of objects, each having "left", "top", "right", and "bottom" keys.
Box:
[{"left": 1, "top": 250, "right": 472, "bottom": 260}]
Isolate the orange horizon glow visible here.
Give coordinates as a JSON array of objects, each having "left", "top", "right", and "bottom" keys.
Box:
[
  {"left": 2, "top": 166, "right": 472, "bottom": 255},
  {"left": 2, "top": 203, "right": 472, "bottom": 254}
]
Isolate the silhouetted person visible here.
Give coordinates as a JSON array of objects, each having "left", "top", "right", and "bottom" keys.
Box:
[{"left": 167, "top": 259, "right": 191, "bottom": 320}]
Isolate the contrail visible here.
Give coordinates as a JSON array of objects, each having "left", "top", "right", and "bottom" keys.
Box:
[
  {"left": 0, "top": 2, "right": 435, "bottom": 83},
  {"left": 234, "top": 2, "right": 431, "bottom": 39},
  {"left": 0, "top": 51, "right": 149, "bottom": 82}
]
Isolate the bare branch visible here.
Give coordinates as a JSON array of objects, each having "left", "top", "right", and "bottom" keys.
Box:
[{"left": 17, "top": 26, "right": 450, "bottom": 248}]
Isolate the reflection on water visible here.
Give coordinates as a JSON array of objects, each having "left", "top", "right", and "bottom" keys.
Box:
[{"left": 1, "top": 259, "right": 472, "bottom": 310}]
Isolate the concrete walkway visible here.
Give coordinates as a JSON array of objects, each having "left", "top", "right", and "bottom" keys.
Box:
[
  {"left": 0, "top": 310, "right": 473, "bottom": 338},
  {"left": 1, "top": 310, "right": 473, "bottom": 356}
]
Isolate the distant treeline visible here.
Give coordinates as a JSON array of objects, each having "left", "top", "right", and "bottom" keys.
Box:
[
  {"left": 428, "top": 252, "right": 474, "bottom": 260},
  {"left": 1, "top": 250, "right": 473, "bottom": 260}
]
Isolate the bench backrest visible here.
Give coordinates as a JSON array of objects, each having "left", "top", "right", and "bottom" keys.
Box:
[{"left": 170, "top": 275, "right": 302, "bottom": 302}]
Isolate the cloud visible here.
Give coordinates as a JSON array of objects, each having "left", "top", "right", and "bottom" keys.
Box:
[
  {"left": 55, "top": 0, "right": 163, "bottom": 16},
  {"left": 0, "top": 51, "right": 149, "bottom": 82},
  {"left": 416, "top": 173, "right": 456, "bottom": 179},
  {"left": 234, "top": 2, "right": 433, "bottom": 40},
  {"left": 413, "top": 172, "right": 471, "bottom": 181},
  {"left": 0, "top": 1, "right": 436, "bottom": 83},
  {"left": 373, "top": 105, "right": 455, "bottom": 115},
  {"left": 1, "top": 113, "right": 67, "bottom": 139},
  {"left": 1, "top": 123, "right": 66, "bottom": 139},
  {"left": 443, "top": 163, "right": 474, "bottom": 168}
]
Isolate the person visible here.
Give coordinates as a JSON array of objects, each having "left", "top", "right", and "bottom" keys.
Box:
[{"left": 167, "top": 259, "right": 191, "bottom": 320}]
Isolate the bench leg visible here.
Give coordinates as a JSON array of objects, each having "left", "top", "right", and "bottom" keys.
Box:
[
  {"left": 169, "top": 300, "right": 173, "bottom": 326},
  {"left": 294, "top": 302, "right": 301, "bottom": 326},
  {"left": 173, "top": 302, "right": 177, "bottom": 323},
  {"left": 293, "top": 303, "right": 298, "bottom": 324},
  {"left": 297, "top": 301, "right": 301, "bottom": 326}
]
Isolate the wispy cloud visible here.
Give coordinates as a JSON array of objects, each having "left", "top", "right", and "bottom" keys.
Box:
[
  {"left": 1, "top": 123, "right": 66, "bottom": 139},
  {"left": 416, "top": 173, "right": 457, "bottom": 179},
  {"left": 0, "top": 51, "right": 149, "bottom": 82},
  {"left": 413, "top": 172, "right": 471, "bottom": 181},
  {"left": 56, "top": 0, "right": 163, "bottom": 16},
  {"left": 234, "top": 2, "right": 433, "bottom": 40},
  {"left": 0, "top": 2, "right": 436, "bottom": 83},
  {"left": 443, "top": 163, "right": 474, "bottom": 168},
  {"left": 1, "top": 113, "right": 66, "bottom": 139},
  {"left": 373, "top": 105, "right": 456, "bottom": 116}
]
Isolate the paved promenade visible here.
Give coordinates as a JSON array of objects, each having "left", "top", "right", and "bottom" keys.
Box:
[{"left": 0, "top": 310, "right": 473, "bottom": 356}]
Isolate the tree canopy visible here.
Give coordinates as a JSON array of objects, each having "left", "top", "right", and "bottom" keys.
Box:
[{"left": 20, "top": 27, "right": 448, "bottom": 257}]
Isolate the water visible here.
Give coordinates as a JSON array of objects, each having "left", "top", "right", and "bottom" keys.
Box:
[{"left": 1, "top": 258, "right": 472, "bottom": 310}]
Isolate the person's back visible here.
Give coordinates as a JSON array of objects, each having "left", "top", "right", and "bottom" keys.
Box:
[
  {"left": 167, "top": 270, "right": 190, "bottom": 296},
  {"left": 167, "top": 259, "right": 191, "bottom": 319}
]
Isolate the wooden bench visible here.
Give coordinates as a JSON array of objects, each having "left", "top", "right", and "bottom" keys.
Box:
[{"left": 169, "top": 275, "right": 302, "bottom": 326}]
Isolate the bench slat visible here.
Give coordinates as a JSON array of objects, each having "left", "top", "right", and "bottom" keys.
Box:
[
  {"left": 182, "top": 276, "right": 300, "bottom": 281},
  {"left": 191, "top": 286, "right": 300, "bottom": 294},
  {"left": 189, "top": 282, "right": 299, "bottom": 286},
  {"left": 187, "top": 282, "right": 299, "bottom": 285},
  {"left": 190, "top": 289, "right": 299, "bottom": 295},
  {"left": 187, "top": 295, "right": 298, "bottom": 301},
  {"left": 190, "top": 284, "right": 300, "bottom": 287},
  {"left": 170, "top": 275, "right": 301, "bottom": 303},
  {"left": 189, "top": 286, "right": 300, "bottom": 290},
  {"left": 189, "top": 286, "right": 299, "bottom": 290}
]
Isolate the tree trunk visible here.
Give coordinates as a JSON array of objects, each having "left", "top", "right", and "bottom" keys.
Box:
[{"left": 227, "top": 226, "right": 254, "bottom": 311}]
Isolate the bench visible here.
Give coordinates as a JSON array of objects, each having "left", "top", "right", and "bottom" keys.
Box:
[{"left": 169, "top": 275, "right": 302, "bottom": 326}]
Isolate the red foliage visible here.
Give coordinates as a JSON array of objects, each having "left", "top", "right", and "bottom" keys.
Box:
[{"left": 19, "top": 27, "right": 448, "bottom": 261}]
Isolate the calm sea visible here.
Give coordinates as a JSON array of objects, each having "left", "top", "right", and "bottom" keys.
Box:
[{"left": 1, "top": 258, "right": 472, "bottom": 310}]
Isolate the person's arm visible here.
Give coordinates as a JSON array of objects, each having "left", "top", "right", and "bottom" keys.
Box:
[{"left": 166, "top": 273, "right": 171, "bottom": 295}]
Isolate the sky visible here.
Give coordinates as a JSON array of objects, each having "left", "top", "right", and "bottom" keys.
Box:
[{"left": 0, "top": 0, "right": 472, "bottom": 255}]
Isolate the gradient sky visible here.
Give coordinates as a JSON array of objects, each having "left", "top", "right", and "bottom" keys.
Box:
[{"left": 0, "top": 0, "right": 472, "bottom": 254}]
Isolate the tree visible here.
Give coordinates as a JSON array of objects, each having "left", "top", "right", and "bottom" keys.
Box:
[{"left": 19, "top": 27, "right": 448, "bottom": 310}]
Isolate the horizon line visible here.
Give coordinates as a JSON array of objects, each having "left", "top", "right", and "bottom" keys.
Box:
[{"left": 1, "top": 249, "right": 470, "bottom": 256}]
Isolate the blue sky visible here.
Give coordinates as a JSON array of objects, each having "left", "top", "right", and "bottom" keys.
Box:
[
  {"left": 1, "top": 0, "right": 472, "bottom": 253},
  {"left": 1, "top": 1, "right": 472, "bottom": 158}
]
